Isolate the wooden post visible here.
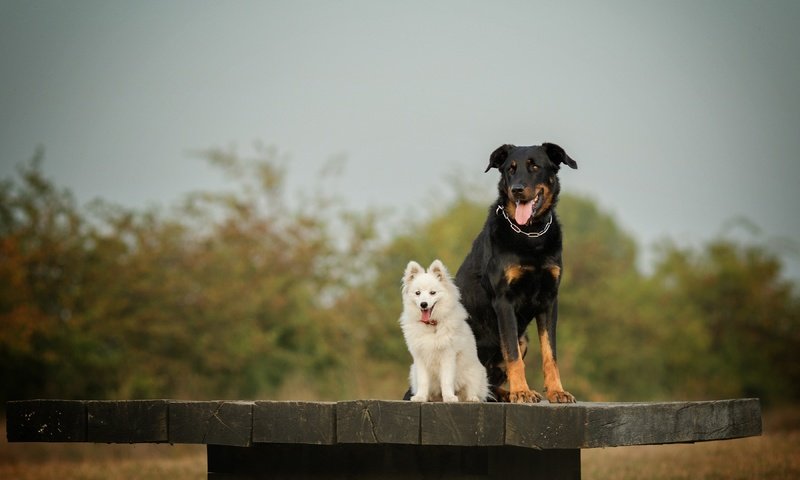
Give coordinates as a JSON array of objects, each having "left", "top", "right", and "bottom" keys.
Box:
[{"left": 207, "top": 443, "right": 580, "bottom": 479}]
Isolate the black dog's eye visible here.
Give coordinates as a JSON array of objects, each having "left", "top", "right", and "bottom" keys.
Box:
[
  {"left": 549, "top": 176, "right": 555, "bottom": 184},
  {"left": 532, "top": 165, "right": 540, "bottom": 172},
  {"left": 508, "top": 165, "right": 516, "bottom": 174}
]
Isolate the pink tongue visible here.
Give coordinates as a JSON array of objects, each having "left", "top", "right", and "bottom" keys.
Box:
[
  {"left": 515, "top": 201, "right": 533, "bottom": 225},
  {"left": 421, "top": 309, "right": 431, "bottom": 324}
]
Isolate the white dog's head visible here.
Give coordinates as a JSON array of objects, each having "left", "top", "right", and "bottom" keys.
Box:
[{"left": 401, "top": 259, "right": 460, "bottom": 326}]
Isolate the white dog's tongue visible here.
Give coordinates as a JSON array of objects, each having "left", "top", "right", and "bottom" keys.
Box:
[
  {"left": 515, "top": 200, "right": 533, "bottom": 225},
  {"left": 420, "top": 309, "right": 431, "bottom": 324}
]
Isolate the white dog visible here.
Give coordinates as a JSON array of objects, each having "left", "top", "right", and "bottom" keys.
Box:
[{"left": 400, "top": 259, "right": 489, "bottom": 402}]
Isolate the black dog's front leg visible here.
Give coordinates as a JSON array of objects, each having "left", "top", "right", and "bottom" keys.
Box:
[
  {"left": 492, "top": 297, "right": 542, "bottom": 403},
  {"left": 535, "top": 299, "right": 575, "bottom": 403}
]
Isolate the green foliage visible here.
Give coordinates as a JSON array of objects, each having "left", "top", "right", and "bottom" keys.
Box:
[
  {"left": 651, "top": 240, "right": 800, "bottom": 404},
  {"left": 1, "top": 148, "right": 798, "bottom": 405},
  {"left": 0, "top": 149, "right": 120, "bottom": 400}
]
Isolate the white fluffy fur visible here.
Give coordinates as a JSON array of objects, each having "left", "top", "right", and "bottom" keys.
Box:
[{"left": 399, "top": 259, "right": 490, "bottom": 402}]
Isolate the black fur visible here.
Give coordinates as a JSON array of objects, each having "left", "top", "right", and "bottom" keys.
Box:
[{"left": 454, "top": 143, "right": 578, "bottom": 403}]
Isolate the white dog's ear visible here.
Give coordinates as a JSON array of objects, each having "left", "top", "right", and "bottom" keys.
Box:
[
  {"left": 403, "top": 261, "right": 424, "bottom": 287},
  {"left": 428, "top": 259, "right": 449, "bottom": 282}
]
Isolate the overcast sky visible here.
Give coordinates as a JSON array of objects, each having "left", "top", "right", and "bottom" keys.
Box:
[{"left": 2, "top": 1, "right": 799, "bottom": 278}]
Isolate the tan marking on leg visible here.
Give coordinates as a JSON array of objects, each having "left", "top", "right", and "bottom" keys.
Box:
[
  {"left": 538, "top": 329, "right": 563, "bottom": 394},
  {"left": 506, "top": 357, "right": 528, "bottom": 391},
  {"left": 538, "top": 329, "right": 575, "bottom": 403},
  {"left": 503, "top": 343, "right": 542, "bottom": 403}
]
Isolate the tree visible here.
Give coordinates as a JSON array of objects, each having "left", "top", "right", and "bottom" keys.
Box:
[
  {"left": 3, "top": 148, "right": 797, "bottom": 405},
  {"left": 652, "top": 239, "right": 800, "bottom": 404},
  {"left": 0, "top": 151, "right": 119, "bottom": 402}
]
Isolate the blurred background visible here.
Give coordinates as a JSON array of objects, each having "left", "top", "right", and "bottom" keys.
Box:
[
  {"left": 3, "top": 0, "right": 798, "bottom": 405},
  {"left": 1, "top": 1, "right": 799, "bottom": 478}
]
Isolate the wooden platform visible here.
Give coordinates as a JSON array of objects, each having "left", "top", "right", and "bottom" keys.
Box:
[{"left": 6, "top": 398, "right": 762, "bottom": 479}]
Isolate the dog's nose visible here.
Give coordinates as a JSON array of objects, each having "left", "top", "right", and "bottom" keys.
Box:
[
  {"left": 420, "top": 302, "right": 428, "bottom": 309},
  {"left": 511, "top": 184, "right": 526, "bottom": 195}
]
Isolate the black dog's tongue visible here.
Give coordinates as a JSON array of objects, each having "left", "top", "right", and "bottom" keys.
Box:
[
  {"left": 515, "top": 193, "right": 543, "bottom": 225},
  {"left": 515, "top": 200, "right": 533, "bottom": 225}
]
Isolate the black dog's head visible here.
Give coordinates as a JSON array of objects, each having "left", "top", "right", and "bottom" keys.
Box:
[{"left": 485, "top": 143, "right": 577, "bottom": 226}]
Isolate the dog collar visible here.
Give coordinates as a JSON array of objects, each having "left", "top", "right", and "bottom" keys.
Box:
[{"left": 495, "top": 205, "right": 553, "bottom": 238}]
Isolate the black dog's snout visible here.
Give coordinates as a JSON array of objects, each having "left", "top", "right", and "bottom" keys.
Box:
[
  {"left": 420, "top": 301, "right": 428, "bottom": 309},
  {"left": 511, "top": 184, "right": 526, "bottom": 195}
]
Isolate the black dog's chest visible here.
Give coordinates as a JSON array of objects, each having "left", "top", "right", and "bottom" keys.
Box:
[
  {"left": 489, "top": 228, "right": 561, "bottom": 311},
  {"left": 504, "top": 265, "right": 556, "bottom": 307}
]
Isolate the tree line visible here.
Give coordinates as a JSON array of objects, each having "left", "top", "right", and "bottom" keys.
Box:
[{"left": 2, "top": 148, "right": 798, "bottom": 406}]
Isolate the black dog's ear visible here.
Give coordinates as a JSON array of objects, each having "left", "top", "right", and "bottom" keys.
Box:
[
  {"left": 485, "top": 144, "right": 514, "bottom": 173},
  {"left": 543, "top": 142, "right": 578, "bottom": 170}
]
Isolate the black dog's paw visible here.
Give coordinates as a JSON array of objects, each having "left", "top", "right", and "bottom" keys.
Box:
[
  {"left": 509, "top": 388, "right": 543, "bottom": 404},
  {"left": 546, "top": 389, "right": 576, "bottom": 403}
]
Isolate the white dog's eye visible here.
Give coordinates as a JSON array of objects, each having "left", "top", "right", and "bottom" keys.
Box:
[
  {"left": 415, "top": 291, "right": 421, "bottom": 296},
  {"left": 430, "top": 291, "right": 436, "bottom": 295}
]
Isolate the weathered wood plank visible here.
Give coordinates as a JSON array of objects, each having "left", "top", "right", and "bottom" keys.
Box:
[
  {"left": 505, "top": 403, "right": 586, "bottom": 449},
  {"left": 169, "top": 401, "right": 253, "bottom": 447},
  {"left": 6, "top": 400, "right": 87, "bottom": 442},
  {"left": 252, "top": 401, "right": 336, "bottom": 445},
  {"left": 336, "top": 400, "right": 420, "bottom": 444},
  {"left": 7, "top": 398, "right": 762, "bottom": 450},
  {"left": 505, "top": 399, "right": 762, "bottom": 449},
  {"left": 87, "top": 400, "right": 168, "bottom": 443},
  {"left": 421, "top": 402, "right": 505, "bottom": 446},
  {"left": 582, "top": 398, "right": 762, "bottom": 447}
]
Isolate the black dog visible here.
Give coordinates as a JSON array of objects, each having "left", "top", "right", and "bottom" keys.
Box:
[{"left": 454, "top": 143, "right": 577, "bottom": 403}]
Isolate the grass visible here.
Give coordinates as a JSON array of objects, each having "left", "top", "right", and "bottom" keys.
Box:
[
  {"left": 2, "top": 408, "right": 798, "bottom": 479},
  {"left": 0, "top": 440, "right": 205, "bottom": 480}
]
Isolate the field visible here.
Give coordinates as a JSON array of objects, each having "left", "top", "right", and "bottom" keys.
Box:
[
  {"left": 0, "top": 440, "right": 205, "bottom": 480},
  {"left": 2, "top": 408, "right": 798, "bottom": 479}
]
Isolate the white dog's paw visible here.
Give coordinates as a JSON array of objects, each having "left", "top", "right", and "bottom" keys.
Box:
[
  {"left": 466, "top": 396, "right": 481, "bottom": 402},
  {"left": 443, "top": 394, "right": 459, "bottom": 403},
  {"left": 410, "top": 394, "right": 427, "bottom": 402}
]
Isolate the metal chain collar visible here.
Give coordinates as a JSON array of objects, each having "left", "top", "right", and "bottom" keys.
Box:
[{"left": 495, "top": 205, "right": 553, "bottom": 238}]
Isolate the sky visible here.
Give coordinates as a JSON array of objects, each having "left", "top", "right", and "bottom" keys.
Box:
[{"left": 1, "top": 1, "right": 799, "bottom": 278}]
